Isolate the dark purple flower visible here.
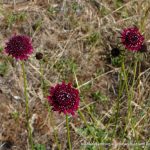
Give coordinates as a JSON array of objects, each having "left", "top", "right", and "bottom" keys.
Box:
[
  {"left": 120, "top": 27, "right": 144, "bottom": 51},
  {"left": 111, "top": 48, "right": 121, "bottom": 57},
  {"left": 5, "top": 35, "right": 33, "bottom": 60},
  {"left": 48, "top": 82, "right": 80, "bottom": 115},
  {"left": 35, "top": 52, "right": 43, "bottom": 60}
]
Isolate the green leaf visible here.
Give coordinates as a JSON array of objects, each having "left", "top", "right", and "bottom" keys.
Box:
[{"left": 34, "top": 144, "right": 46, "bottom": 150}]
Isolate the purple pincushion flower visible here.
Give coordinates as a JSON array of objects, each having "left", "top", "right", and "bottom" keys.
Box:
[
  {"left": 121, "top": 27, "right": 144, "bottom": 51},
  {"left": 48, "top": 82, "right": 80, "bottom": 116},
  {"left": 5, "top": 35, "right": 33, "bottom": 60}
]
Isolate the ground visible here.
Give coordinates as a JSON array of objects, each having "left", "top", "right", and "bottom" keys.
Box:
[{"left": 0, "top": 0, "right": 150, "bottom": 150}]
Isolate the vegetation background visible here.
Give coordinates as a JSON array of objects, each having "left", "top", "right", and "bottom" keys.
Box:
[{"left": 0, "top": 0, "right": 150, "bottom": 150}]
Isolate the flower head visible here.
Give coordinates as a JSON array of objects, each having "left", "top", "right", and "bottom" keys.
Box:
[
  {"left": 5, "top": 35, "right": 33, "bottom": 60},
  {"left": 48, "top": 82, "right": 80, "bottom": 115},
  {"left": 120, "top": 27, "right": 144, "bottom": 51},
  {"left": 35, "top": 52, "right": 43, "bottom": 60},
  {"left": 111, "top": 48, "right": 121, "bottom": 57}
]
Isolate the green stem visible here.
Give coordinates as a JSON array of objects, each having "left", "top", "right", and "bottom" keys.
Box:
[
  {"left": 39, "top": 61, "right": 46, "bottom": 94},
  {"left": 128, "top": 59, "right": 138, "bottom": 139},
  {"left": 39, "top": 61, "right": 61, "bottom": 150},
  {"left": 73, "top": 67, "right": 97, "bottom": 124},
  {"left": 78, "top": 110, "right": 98, "bottom": 140},
  {"left": 114, "top": 68, "right": 125, "bottom": 137},
  {"left": 121, "top": 61, "right": 131, "bottom": 124},
  {"left": 21, "top": 61, "right": 29, "bottom": 121},
  {"left": 122, "top": 61, "right": 129, "bottom": 94},
  {"left": 78, "top": 110, "right": 102, "bottom": 149},
  {"left": 73, "top": 67, "right": 100, "bottom": 148},
  {"left": 39, "top": 61, "right": 43, "bottom": 91},
  {"left": 66, "top": 114, "right": 72, "bottom": 150},
  {"left": 122, "top": 57, "right": 138, "bottom": 139},
  {"left": 120, "top": 60, "right": 131, "bottom": 139},
  {"left": 128, "top": 60, "right": 138, "bottom": 120},
  {"left": 21, "top": 61, "right": 34, "bottom": 150}
]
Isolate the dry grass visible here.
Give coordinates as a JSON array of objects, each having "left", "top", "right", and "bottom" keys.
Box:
[{"left": 0, "top": 0, "right": 150, "bottom": 150}]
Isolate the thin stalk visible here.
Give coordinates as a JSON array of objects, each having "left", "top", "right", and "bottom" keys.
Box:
[
  {"left": 66, "top": 114, "right": 72, "bottom": 150},
  {"left": 104, "top": 60, "right": 131, "bottom": 142},
  {"left": 78, "top": 110, "right": 102, "bottom": 149},
  {"left": 78, "top": 110, "right": 98, "bottom": 141},
  {"left": 113, "top": 68, "right": 125, "bottom": 137},
  {"left": 73, "top": 68, "right": 96, "bottom": 123},
  {"left": 39, "top": 61, "right": 61, "bottom": 150},
  {"left": 39, "top": 61, "right": 44, "bottom": 92},
  {"left": 73, "top": 67, "right": 100, "bottom": 146},
  {"left": 128, "top": 59, "right": 138, "bottom": 140},
  {"left": 122, "top": 61, "right": 131, "bottom": 141},
  {"left": 121, "top": 61, "right": 131, "bottom": 126},
  {"left": 121, "top": 61, "right": 129, "bottom": 94},
  {"left": 21, "top": 61, "right": 34, "bottom": 150},
  {"left": 128, "top": 59, "right": 138, "bottom": 121},
  {"left": 122, "top": 56, "right": 138, "bottom": 139}
]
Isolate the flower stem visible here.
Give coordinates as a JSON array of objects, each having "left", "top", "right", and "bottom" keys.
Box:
[
  {"left": 122, "top": 57, "right": 138, "bottom": 137},
  {"left": 78, "top": 110, "right": 98, "bottom": 140},
  {"left": 128, "top": 60, "right": 138, "bottom": 120},
  {"left": 122, "top": 61, "right": 129, "bottom": 94},
  {"left": 73, "top": 66, "right": 100, "bottom": 146},
  {"left": 66, "top": 114, "right": 72, "bottom": 150},
  {"left": 114, "top": 68, "right": 125, "bottom": 137},
  {"left": 73, "top": 67, "right": 96, "bottom": 123},
  {"left": 39, "top": 61, "right": 61, "bottom": 150},
  {"left": 78, "top": 110, "right": 102, "bottom": 149},
  {"left": 21, "top": 61, "right": 34, "bottom": 150},
  {"left": 128, "top": 58, "right": 138, "bottom": 138}
]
